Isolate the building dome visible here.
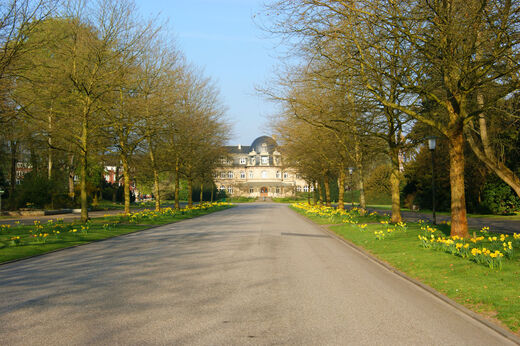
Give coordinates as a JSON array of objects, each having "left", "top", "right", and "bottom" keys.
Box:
[{"left": 250, "top": 136, "right": 278, "bottom": 154}]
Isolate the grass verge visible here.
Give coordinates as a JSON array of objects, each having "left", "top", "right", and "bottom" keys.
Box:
[
  {"left": 0, "top": 202, "right": 233, "bottom": 264},
  {"left": 225, "top": 197, "right": 257, "bottom": 203},
  {"left": 290, "top": 204, "right": 520, "bottom": 334}
]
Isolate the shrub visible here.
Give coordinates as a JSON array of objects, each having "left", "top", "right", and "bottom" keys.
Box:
[
  {"left": 15, "top": 173, "right": 64, "bottom": 209},
  {"left": 481, "top": 179, "right": 520, "bottom": 215}
]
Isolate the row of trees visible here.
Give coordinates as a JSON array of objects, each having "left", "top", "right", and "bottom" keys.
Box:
[
  {"left": 0, "top": 0, "right": 229, "bottom": 221},
  {"left": 261, "top": 0, "right": 520, "bottom": 237}
]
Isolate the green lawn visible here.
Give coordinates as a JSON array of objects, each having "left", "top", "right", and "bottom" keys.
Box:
[
  {"left": 225, "top": 197, "right": 257, "bottom": 203},
  {"left": 0, "top": 202, "right": 233, "bottom": 264},
  {"left": 361, "top": 204, "right": 520, "bottom": 220},
  {"left": 272, "top": 197, "right": 308, "bottom": 203},
  {"left": 290, "top": 204, "right": 520, "bottom": 333}
]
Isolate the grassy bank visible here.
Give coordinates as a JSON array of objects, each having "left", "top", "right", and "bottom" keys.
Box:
[
  {"left": 290, "top": 203, "right": 520, "bottom": 333},
  {"left": 0, "top": 202, "right": 233, "bottom": 264}
]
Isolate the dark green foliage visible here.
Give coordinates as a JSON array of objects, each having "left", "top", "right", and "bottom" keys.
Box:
[
  {"left": 364, "top": 164, "right": 392, "bottom": 205},
  {"left": 402, "top": 141, "right": 451, "bottom": 212},
  {"left": 480, "top": 177, "right": 520, "bottom": 215},
  {"left": 191, "top": 185, "right": 219, "bottom": 202},
  {"left": 15, "top": 173, "right": 70, "bottom": 209}
]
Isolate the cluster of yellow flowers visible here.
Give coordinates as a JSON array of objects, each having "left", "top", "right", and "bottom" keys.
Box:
[
  {"left": 292, "top": 203, "right": 407, "bottom": 242},
  {"left": 419, "top": 224, "right": 517, "bottom": 269},
  {"left": 471, "top": 247, "right": 504, "bottom": 269},
  {"left": 9, "top": 235, "right": 21, "bottom": 246},
  {"left": 374, "top": 230, "right": 386, "bottom": 240},
  {"left": 292, "top": 203, "right": 365, "bottom": 224},
  {"left": 113, "top": 201, "right": 233, "bottom": 224}
]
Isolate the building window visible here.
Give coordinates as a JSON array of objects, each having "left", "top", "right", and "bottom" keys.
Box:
[
  {"left": 283, "top": 172, "right": 288, "bottom": 179},
  {"left": 303, "top": 185, "right": 309, "bottom": 192},
  {"left": 310, "top": 185, "right": 314, "bottom": 192},
  {"left": 276, "top": 171, "right": 281, "bottom": 179},
  {"left": 240, "top": 171, "right": 246, "bottom": 179},
  {"left": 261, "top": 156, "right": 269, "bottom": 164},
  {"left": 250, "top": 158, "right": 255, "bottom": 165},
  {"left": 227, "top": 186, "right": 233, "bottom": 194},
  {"left": 296, "top": 174, "right": 301, "bottom": 179},
  {"left": 249, "top": 171, "right": 254, "bottom": 178},
  {"left": 220, "top": 185, "right": 225, "bottom": 190},
  {"left": 240, "top": 157, "right": 246, "bottom": 164},
  {"left": 297, "top": 186, "right": 302, "bottom": 192},
  {"left": 276, "top": 187, "right": 280, "bottom": 193},
  {"left": 228, "top": 171, "right": 233, "bottom": 178},
  {"left": 221, "top": 172, "right": 226, "bottom": 178},
  {"left": 249, "top": 187, "right": 254, "bottom": 193},
  {"left": 261, "top": 171, "right": 267, "bottom": 178}
]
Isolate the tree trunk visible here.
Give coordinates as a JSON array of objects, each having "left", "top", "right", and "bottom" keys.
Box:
[
  {"left": 29, "top": 145, "right": 37, "bottom": 176},
  {"left": 210, "top": 185, "right": 214, "bottom": 202},
  {"left": 148, "top": 145, "right": 161, "bottom": 211},
  {"left": 200, "top": 183, "right": 204, "bottom": 203},
  {"left": 174, "top": 158, "right": 180, "bottom": 209},
  {"left": 307, "top": 181, "right": 312, "bottom": 205},
  {"left": 80, "top": 149, "right": 88, "bottom": 222},
  {"left": 318, "top": 180, "right": 324, "bottom": 205},
  {"left": 323, "top": 174, "right": 331, "bottom": 207},
  {"left": 187, "top": 177, "right": 193, "bottom": 208},
  {"left": 8, "top": 141, "right": 17, "bottom": 209},
  {"left": 337, "top": 168, "right": 345, "bottom": 210},
  {"left": 465, "top": 123, "right": 520, "bottom": 198},
  {"left": 80, "top": 112, "right": 88, "bottom": 223},
  {"left": 354, "top": 141, "right": 366, "bottom": 210},
  {"left": 47, "top": 112, "right": 53, "bottom": 180},
  {"left": 313, "top": 181, "right": 318, "bottom": 205},
  {"left": 68, "top": 153, "right": 75, "bottom": 199},
  {"left": 448, "top": 129, "right": 469, "bottom": 237},
  {"left": 121, "top": 153, "right": 130, "bottom": 214},
  {"left": 389, "top": 147, "right": 402, "bottom": 223}
]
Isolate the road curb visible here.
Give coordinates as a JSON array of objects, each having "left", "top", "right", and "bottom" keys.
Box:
[{"left": 290, "top": 208, "right": 520, "bottom": 345}]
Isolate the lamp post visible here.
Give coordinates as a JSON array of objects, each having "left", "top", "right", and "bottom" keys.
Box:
[
  {"left": 428, "top": 137, "right": 437, "bottom": 225},
  {"left": 0, "top": 189, "right": 4, "bottom": 213},
  {"left": 348, "top": 167, "right": 354, "bottom": 207}
]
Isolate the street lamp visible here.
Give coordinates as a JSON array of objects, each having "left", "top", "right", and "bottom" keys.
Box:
[
  {"left": 0, "top": 189, "right": 4, "bottom": 213},
  {"left": 348, "top": 167, "right": 354, "bottom": 207},
  {"left": 427, "top": 137, "right": 437, "bottom": 225}
]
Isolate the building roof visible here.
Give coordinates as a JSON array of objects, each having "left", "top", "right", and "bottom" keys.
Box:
[
  {"left": 224, "top": 145, "right": 251, "bottom": 154},
  {"left": 250, "top": 136, "right": 278, "bottom": 154},
  {"left": 224, "top": 136, "right": 278, "bottom": 155}
]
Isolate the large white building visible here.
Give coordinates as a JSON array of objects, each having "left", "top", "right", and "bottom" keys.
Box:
[{"left": 214, "top": 136, "right": 311, "bottom": 198}]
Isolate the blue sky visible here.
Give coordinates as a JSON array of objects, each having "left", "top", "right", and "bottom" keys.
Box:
[{"left": 135, "top": 0, "right": 280, "bottom": 146}]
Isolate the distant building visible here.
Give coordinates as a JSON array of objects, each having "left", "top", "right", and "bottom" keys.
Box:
[
  {"left": 15, "top": 162, "right": 32, "bottom": 184},
  {"left": 214, "top": 136, "right": 311, "bottom": 198}
]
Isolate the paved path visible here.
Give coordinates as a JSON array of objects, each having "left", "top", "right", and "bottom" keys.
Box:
[{"left": 0, "top": 203, "right": 516, "bottom": 345}]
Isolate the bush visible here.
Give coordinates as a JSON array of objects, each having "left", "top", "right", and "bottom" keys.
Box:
[
  {"left": 481, "top": 179, "right": 520, "bottom": 215},
  {"left": 15, "top": 173, "right": 67, "bottom": 209}
]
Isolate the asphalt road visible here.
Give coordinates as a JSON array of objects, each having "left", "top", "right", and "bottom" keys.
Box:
[{"left": 0, "top": 203, "right": 516, "bottom": 345}]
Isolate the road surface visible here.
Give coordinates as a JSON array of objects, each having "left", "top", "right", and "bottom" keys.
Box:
[{"left": 0, "top": 203, "right": 516, "bottom": 345}]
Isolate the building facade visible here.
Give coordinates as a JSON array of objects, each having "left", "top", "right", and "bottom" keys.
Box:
[{"left": 214, "top": 136, "right": 311, "bottom": 198}]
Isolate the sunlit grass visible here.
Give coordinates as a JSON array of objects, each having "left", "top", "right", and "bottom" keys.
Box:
[{"left": 0, "top": 202, "right": 233, "bottom": 263}]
